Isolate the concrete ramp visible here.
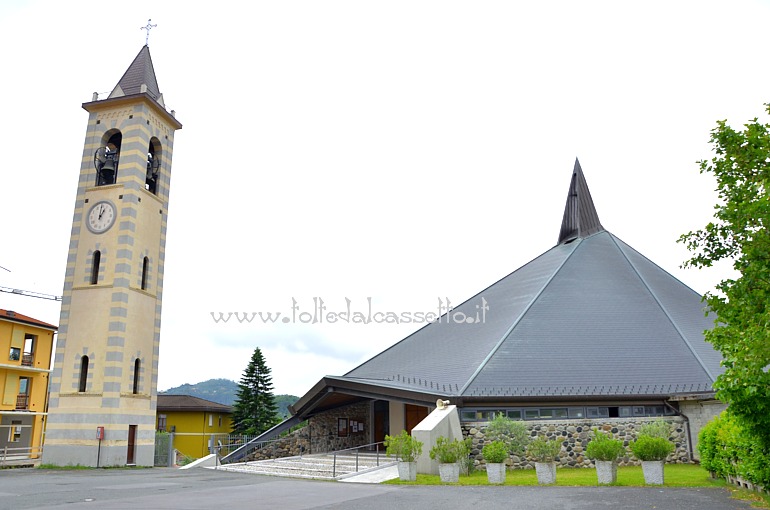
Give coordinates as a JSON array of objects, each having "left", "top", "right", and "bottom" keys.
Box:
[{"left": 179, "top": 454, "right": 218, "bottom": 470}]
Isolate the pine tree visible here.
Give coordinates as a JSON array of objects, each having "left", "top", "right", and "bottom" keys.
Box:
[{"left": 231, "top": 347, "right": 279, "bottom": 435}]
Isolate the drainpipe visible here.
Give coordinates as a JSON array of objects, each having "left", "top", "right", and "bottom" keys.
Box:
[{"left": 664, "top": 400, "right": 693, "bottom": 462}]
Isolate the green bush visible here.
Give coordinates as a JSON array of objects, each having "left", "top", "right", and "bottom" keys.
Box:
[
  {"left": 485, "top": 413, "right": 529, "bottom": 456},
  {"left": 482, "top": 440, "right": 509, "bottom": 464},
  {"left": 385, "top": 430, "right": 423, "bottom": 462},
  {"left": 586, "top": 429, "right": 626, "bottom": 461},
  {"left": 698, "top": 412, "right": 739, "bottom": 477},
  {"left": 429, "top": 436, "right": 471, "bottom": 464},
  {"left": 460, "top": 453, "right": 476, "bottom": 476},
  {"left": 630, "top": 435, "right": 674, "bottom": 461},
  {"left": 527, "top": 436, "right": 562, "bottom": 462},
  {"left": 638, "top": 420, "right": 671, "bottom": 440},
  {"left": 698, "top": 412, "right": 770, "bottom": 488}
]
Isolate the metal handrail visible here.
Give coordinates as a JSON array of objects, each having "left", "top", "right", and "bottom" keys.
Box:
[
  {"left": 331, "top": 441, "right": 384, "bottom": 478},
  {"left": 220, "top": 415, "right": 302, "bottom": 464},
  {"left": 15, "top": 394, "right": 29, "bottom": 410},
  {"left": 214, "top": 438, "right": 291, "bottom": 470},
  {"left": 1, "top": 445, "right": 42, "bottom": 467}
]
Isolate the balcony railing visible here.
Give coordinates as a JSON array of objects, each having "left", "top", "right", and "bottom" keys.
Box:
[
  {"left": 15, "top": 394, "right": 29, "bottom": 411},
  {"left": 21, "top": 353, "right": 33, "bottom": 367}
]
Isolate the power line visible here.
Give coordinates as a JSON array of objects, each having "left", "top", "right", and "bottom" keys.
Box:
[{"left": 0, "top": 285, "right": 62, "bottom": 302}]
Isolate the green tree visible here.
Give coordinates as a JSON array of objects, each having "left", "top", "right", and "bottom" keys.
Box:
[
  {"left": 231, "top": 347, "right": 279, "bottom": 435},
  {"left": 679, "top": 104, "right": 770, "bottom": 448}
]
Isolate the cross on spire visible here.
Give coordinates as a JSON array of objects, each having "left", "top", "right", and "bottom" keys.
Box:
[{"left": 141, "top": 19, "right": 157, "bottom": 46}]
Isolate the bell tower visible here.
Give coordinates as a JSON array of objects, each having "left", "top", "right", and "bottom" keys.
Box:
[{"left": 43, "top": 45, "right": 182, "bottom": 467}]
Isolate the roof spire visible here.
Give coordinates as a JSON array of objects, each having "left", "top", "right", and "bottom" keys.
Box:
[
  {"left": 557, "top": 158, "right": 604, "bottom": 244},
  {"left": 107, "top": 46, "right": 163, "bottom": 106}
]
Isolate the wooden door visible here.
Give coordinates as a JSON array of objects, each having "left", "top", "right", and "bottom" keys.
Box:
[
  {"left": 404, "top": 404, "right": 429, "bottom": 432},
  {"left": 373, "top": 400, "right": 389, "bottom": 445},
  {"left": 127, "top": 425, "right": 137, "bottom": 464}
]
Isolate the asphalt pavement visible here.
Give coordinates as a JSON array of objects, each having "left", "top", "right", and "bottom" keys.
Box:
[{"left": 0, "top": 467, "right": 755, "bottom": 510}]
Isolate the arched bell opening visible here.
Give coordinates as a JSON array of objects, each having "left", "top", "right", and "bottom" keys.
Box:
[
  {"left": 94, "top": 131, "right": 122, "bottom": 186},
  {"left": 145, "top": 138, "right": 161, "bottom": 194}
]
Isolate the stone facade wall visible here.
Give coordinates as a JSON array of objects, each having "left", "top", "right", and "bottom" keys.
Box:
[
  {"left": 463, "top": 417, "right": 689, "bottom": 469},
  {"left": 243, "top": 401, "right": 371, "bottom": 462},
  {"left": 244, "top": 426, "right": 310, "bottom": 462},
  {"left": 306, "top": 401, "right": 371, "bottom": 453},
  {"left": 677, "top": 400, "right": 727, "bottom": 460}
]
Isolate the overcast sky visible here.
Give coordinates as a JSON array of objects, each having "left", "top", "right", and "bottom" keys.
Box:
[{"left": 1, "top": 1, "right": 766, "bottom": 397}]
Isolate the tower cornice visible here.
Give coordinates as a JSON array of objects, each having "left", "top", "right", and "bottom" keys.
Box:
[{"left": 82, "top": 93, "right": 182, "bottom": 130}]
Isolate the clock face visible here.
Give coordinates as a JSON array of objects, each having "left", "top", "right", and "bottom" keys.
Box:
[{"left": 87, "top": 201, "right": 116, "bottom": 234}]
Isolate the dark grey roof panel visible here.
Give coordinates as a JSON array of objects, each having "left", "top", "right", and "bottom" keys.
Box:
[
  {"left": 612, "top": 236, "right": 723, "bottom": 380},
  {"left": 344, "top": 242, "right": 579, "bottom": 393},
  {"left": 110, "top": 45, "right": 161, "bottom": 100},
  {"left": 463, "top": 232, "right": 716, "bottom": 397},
  {"left": 558, "top": 159, "right": 604, "bottom": 244}
]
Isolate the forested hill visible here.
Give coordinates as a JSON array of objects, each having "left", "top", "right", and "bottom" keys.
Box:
[{"left": 159, "top": 378, "right": 298, "bottom": 418}]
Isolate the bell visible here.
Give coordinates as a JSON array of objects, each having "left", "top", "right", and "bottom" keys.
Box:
[{"left": 99, "top": 157, "right": 116, "bottom": 185}]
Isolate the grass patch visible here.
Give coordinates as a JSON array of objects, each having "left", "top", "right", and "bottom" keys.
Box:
[
  {"left": 385, "top": 464, "right": 723, "bottom": 487},
  {"left": 37, "top": 463, "right": 152, "bottom": 470},
  {"left": 37, "top": 464, "right": 91, "bottom": 470},
  {"left": 176, "top": 453, "right": 196, "bottom": 466},
  {"left": 728, "top": 487, "right": 770, "bottom": 509}
]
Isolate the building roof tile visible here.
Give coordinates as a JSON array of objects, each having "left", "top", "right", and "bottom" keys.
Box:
[
  {"left": 156, "top": 394, "right": 233, "bottom": 413},
  {"left": 0, "top": 309, "right": 57, "bottom": 330}
]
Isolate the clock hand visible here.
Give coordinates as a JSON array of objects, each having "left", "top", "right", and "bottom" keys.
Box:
[{"left": 99, "top": 205, "right": 104, "bottom": 219}]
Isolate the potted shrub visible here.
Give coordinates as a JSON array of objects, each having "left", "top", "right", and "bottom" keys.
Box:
[
  {"left": 631, "top": 420, "right": 674, "bottom": 485},
  {"left": 481, "top": 440, "right": 508, "bottom": 484},
  {"left": 384, "top": 430, "right": 423, "bottom": 481},
  {"left": 585, "top": 428, "right": 626, "bottom": 484},
  {"left": 631, "top": 435, "right": 674, "bottom": 485},
  {"left": 429, "top": 436, "right": 469, "bottom": 483},
  {"left": 527, "top": 435, "right": 562, "bottom": 485}
]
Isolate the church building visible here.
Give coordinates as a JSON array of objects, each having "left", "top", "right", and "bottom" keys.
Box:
[
  {"left": 275, "top": 160, "right": 725, "bottom": 462},
  {"left": 42, "top": 45, "right": 181, "bottom": 467}
]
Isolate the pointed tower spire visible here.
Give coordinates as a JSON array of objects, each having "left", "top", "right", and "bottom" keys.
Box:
[
  {"left": 557, "top": 159, "right": 604, "bottom": 244},
  {"left": 107, "top": 46, "right": 163, "bottom": 105}
]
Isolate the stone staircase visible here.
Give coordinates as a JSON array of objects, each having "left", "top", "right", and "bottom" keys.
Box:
[{"left": 217, "top": 451, "right": 394, "bottom": 480}]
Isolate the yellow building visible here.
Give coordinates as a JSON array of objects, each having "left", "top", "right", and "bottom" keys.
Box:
[
  {"left": 0, "top": 309, "right": 56, "bottom": 460},
  {"left": 156, "top": 395, "right": 232, "bottom": 459}
]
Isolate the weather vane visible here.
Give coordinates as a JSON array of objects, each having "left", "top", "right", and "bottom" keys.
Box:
[{"left": 141, "top": 19, "right": 157, "bottom": 46}]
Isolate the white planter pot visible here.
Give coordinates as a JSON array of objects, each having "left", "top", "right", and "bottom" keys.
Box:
[
  {"left": 486, "top": 463, "right": 506, "bottom": 484},
  {"left": 535, "top": 461, "right": 557, "bottom": 485},
  {"left": 595, "top": 460, "right": 618, "bottom": 485},
  {"left": 397, "top": 461, "right": 417, "bottom": 481},
  {"left": 641, "top": 460, "right": 665, "bottom": 485},
  {"left": 439, "top": 462, "right": 460, "bottom": 483}
]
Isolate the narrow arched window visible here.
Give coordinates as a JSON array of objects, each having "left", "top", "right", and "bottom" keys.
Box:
[
  {"left": 79, "top": 355, "right": 89, "bottom": 392},
  {"left": 141, "top": 257, "right": 149, "bottom": 290},
  {"left": 90, "top": 251, "right": 101, "bottom": 285},
  {"left": 133, "top": 358, "right": 141, "bottom": 394}
]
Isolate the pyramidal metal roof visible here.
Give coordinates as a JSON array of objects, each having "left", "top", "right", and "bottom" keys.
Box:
[
  {"left": 107, "top": 45, "right": 163, "bottom": 104},
  {"left": 336, "top": 161, "right": 722, "bottom": 401}
]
